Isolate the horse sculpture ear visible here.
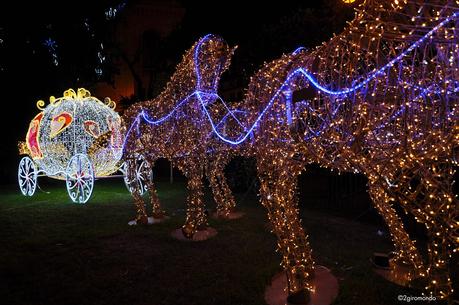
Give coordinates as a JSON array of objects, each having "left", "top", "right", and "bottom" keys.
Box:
[
  {"left": 230, "top": 45, "right": 238, "bottom": 56},
  {"left": 222, "top": 45, "right": 238, "bottom": 70}
]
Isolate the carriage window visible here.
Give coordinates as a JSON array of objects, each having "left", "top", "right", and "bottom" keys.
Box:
[
  {"left": 50, "top": 112, "right": 73, "bottom": 138},
  {"left": 84, "top": 120, "right": 101, "bottom": 138}
]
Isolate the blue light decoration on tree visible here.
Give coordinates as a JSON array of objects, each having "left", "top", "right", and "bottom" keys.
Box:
[
  {"left": 0, "top": 27, "right": 4, "bottom": 73},
  {"left": 43, "top": 37, "right": 58, "bottom": 66},
  {"left": 105, "top": 2, "right": 126, "bottom": 20},
  {"left": 122, "top": 0, "right": 458, "bottom": 301}
]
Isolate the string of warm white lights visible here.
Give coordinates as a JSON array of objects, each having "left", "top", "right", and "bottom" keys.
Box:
[
  {"left": 123, "top": 0, "right": 458, "bottom": 301},
  {"left": 285, "top": 0, "right": 458, "bottom": 299}
]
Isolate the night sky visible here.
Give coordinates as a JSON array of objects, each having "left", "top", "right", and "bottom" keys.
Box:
[{"left": 0, "top": 0, "right": 358, "bottom": 184}]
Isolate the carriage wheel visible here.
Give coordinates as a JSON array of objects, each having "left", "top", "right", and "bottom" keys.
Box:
[
  {"left": 123, "top": 154, "right": 151, "bottom": 195},
  {"left": 18, "top": 156, "right": 37, "bottom": 196},
  {"left": 66, "top": 154, "right": 94, "bottom": 204}
]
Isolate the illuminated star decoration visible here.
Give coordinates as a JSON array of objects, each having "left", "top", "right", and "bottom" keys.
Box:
[
  {"left": 82, "top": 17, "right": 106, "bottom": 78},
  {"left": 105, "top": 2, "right": 126, "bottom": 20},
  {"left": 96, "top": 44, "right": 106, "bottom": 77}
]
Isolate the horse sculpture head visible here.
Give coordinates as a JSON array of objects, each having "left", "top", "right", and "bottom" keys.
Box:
[{"left": 193, "top": 34, "right": 237, "bottom": 94}]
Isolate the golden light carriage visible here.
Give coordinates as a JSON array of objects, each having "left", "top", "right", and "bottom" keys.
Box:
[{"left": 18, "top": 88, "right": 150, "bottom": 203}]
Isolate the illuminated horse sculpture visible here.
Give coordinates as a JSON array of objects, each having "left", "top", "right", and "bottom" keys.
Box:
[
  {"left": 220, "top": 0, "right": 458, "bottom": 300},
  {"left": 123, "top": 35, "right": 239, "bottom": 232},
  {"left": 289, "top": 0, "right": 459, "bottom": 298},
  {"left": 176, "top": 0, "right": 458, "bottom": 301},
  {"left": 122, "top": 0, "right": 458, "bottom": 301}
]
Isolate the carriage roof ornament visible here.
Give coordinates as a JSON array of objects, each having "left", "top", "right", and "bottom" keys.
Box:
[{"left": 36, "top": 88, "right": 116, "bottom": 111}]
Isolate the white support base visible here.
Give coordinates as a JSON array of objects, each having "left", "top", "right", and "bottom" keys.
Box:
[{"left": 265, "top": 266, "right": 339, "bottom": 305}]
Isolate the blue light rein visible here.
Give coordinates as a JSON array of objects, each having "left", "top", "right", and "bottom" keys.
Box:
[
  {"left": 292, "top": 46, "right": 306, "bottom": 55},
  {"left": 194, "top": 34, "right": 216, "bottom": 91},
  {"left": 141, "top": 91, "right": 198, "bottom": 125},
  {"left": 123, "top": 12, "right": 458, "bottom": 150}
]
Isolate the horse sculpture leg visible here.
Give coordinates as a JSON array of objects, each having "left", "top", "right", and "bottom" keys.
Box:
[
  {"left": 367, "top": 179, "right": 425, "bottom": 277},
  {"left": 207, "top": 154, "right": 237, "bottom": 218},
  {"left": 175, "top": 157, "right": 209, "bottom": 239},
  {"left": 257, "top": 155, "right": 314, "bottom": 302},
  {"left": 413, "top": 165, "right": 456, "bottom": 299},
  {"left": 143, "top": 157, "right": 166, "bottom": 220},
  {"left": 146, "top": 179, "right": 164, "bottom": 219},
  {"left": 391, "top": 163, "right": 457, "bottom": 299}
]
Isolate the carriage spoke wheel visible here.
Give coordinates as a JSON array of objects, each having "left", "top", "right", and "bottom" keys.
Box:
[
  {"left": 66, "top": 154, "right": 94, "bottom": 204},
  {"left": 18, "top": 156, "right": 37, "bottom": 196},
  {"left": 123, "top": 154, "right": 151, "bottom": 195}
]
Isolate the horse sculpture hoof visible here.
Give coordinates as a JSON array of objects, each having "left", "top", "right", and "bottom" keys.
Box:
[
  {"left": 212, "top": 210, "right": 245, "bottom": 220},
  {"left": 170, "top": 227, "right": 218, "bottom": 241},
  {"left": 265, "top": 266, "right": 338, "bottom": 305},
  {"left": 193, "top": 227, "right": 218, "bottom": 241},
  {"left": 147, "top": 215, "right": 170, "bottom": 224},
  {"left": 128, "top": 220, "right": 138, "bottom": 226},
  {"left": 128, "top": 216, "right": 150, "bottom": 226},
  {"left": 286, "top": 289, "right": 310, "bottom": 305}
]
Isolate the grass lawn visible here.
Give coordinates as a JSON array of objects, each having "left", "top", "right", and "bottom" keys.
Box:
[{"left": 0, "top": 178, "right": 436, "bottom": 305}]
